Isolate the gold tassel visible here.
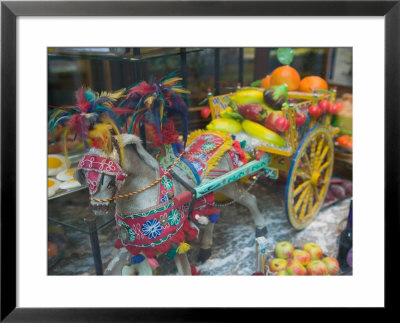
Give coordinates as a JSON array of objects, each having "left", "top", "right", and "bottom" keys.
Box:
[
  {"left": 186, "top": 129, "right": 233, "bottom": 176},
  {"left": 177, "top": 242, "right": 191, "bottom": 254}
]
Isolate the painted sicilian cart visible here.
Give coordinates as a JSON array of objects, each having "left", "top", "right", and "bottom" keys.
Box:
[{"left": 208, "top": 85, "right": 341, "bottom": 232}]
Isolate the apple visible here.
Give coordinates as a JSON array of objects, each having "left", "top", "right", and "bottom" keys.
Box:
[
  {"left": 277, "top": 270, "right": 289, "bottom": 276},
  {"left": 293, "top": 249, "right": 311, "bottom": 266},
  {"left": 200, "top": 107, "right": 211, "bottom": 119},
  {"left": 308, "top": 105, "right": 321, "bottom": 118},
  {"left": 286, "top": 260, "right": 307, "bottom": 275},
  {"left": 318, "top": 99, "right": 330, "bottom": 113},
  {"left": 274, "top": 241, "right": 294, "bottom": 259},
  {"left": 322, "top": 257, "right": 340, "bottom": 275},
  {"left": 269, "top": 258, "right": 288, "bottom": 273},
  {"left": 306, "top": 260, "right": 329, "bottom": 275},
  {"left": 303, "top": 242, "right": 323, "bottom": 260}
]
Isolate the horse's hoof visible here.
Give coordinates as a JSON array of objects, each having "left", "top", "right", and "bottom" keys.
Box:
[
  {"left": 255, "top": 226, "right": 268, "bottom": 238},
  {"left": 197, "top": 248, "right": 212, "bottom": 263}
]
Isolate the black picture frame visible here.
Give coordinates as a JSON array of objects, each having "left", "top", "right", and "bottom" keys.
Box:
[{"left": 1, "top": 1, "right": 398, "bottom": 321}]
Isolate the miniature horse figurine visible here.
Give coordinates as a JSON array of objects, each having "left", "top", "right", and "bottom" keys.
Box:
[{"left": 74, "top": 133, "right": 267, "bottom": 275}]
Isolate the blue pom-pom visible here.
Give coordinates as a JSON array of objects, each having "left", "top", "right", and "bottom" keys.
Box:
[
  {"left": 209, "top": 213, "right": 220, "bottom": 223},
  {"left": 231, "top": 135, "right": 236, "bottom": 140},
  {"left": 131, "top": 254, "right": 145, "bottom": 264}
]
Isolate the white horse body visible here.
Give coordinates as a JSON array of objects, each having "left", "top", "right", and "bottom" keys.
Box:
[{"left": 75, "top": 134, "right": 266, "bottom": 275}]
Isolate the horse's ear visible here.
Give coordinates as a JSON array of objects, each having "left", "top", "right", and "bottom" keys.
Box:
[
  {"left": 111, "top": 136, "right": 124, "bottom": 166},
  {"left": 120, "top": 134, "right": 159, "bottom": 170}
]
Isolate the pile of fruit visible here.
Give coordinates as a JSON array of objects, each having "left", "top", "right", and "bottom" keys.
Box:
[
  {"left": 205, "top": 65, "right": 343, "bottom": 149},
  {"left": 205, "top": 85, "right": 290, "bottom": 148},
  {"left": 267, "top": 241, "right": 340, "bottom": 275},
  {"left": 335, "top": 134, "right": 353, "bottom": 150}
]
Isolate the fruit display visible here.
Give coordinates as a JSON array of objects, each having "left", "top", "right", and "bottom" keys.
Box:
[
  {"left": 267, "top": 241, "right": 341, "bottom": 275},
  {"left": 238, "top": 103, "right": 267, "bottom": 122},
  {"left": 241, "top": 119, "right": 286, "bottom": 148},
  {"left": 274, "top": 241, "right": 295, "bottom": 259},
  {"left": 299, "top": 76, "right": 328, "bottom": 93},
  {"left": 302, "top": 242, "right": 323, "bottom": 260},
  {"left": 263, "top": 84, "right": 289, "bottom": 110},
  {"left": 205, "top": 117, "right": 242, "bottom": 134},
  {"left": 270, "top": 65, "right": 301, "bottom": 91},
  {"left": 336, "top": 134, "right": 352, "bottom": 150},
  {"left": 323, "top": 179, "right": 352, "bottom": 206}
]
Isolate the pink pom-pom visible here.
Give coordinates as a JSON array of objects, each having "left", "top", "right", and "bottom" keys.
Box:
[{"left": 147, "top": 257, "right": 160, "bottom": 268}]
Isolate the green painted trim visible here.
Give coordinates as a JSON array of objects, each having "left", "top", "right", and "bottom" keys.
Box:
[{"left": 195, "top": 156, "right": 270, "bottom": 198}]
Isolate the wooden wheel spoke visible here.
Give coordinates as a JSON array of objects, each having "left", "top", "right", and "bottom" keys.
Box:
[
  {"left": 294, "top": 185, "right": 310, "bottom": 214},
  {"left": 298, "top": 189, "right": 310, "bottom": 220},
  {"left": 319, "top": 160, "right": 331, "bottom": 173},
  {"left": 315, "top": 145, "right": 329, "bottom": 171},
  {"left": 301, "top": 153, "right": 313, "bottom": 175},
  {"left": 296, "top": 170, "right": 311, "bottom": 180},
  {"left": 293, "top": 180, "right": 310, "bottom": 197},
  {"left": 310, "top": 139, "right": 318, "bottom": 170},
  {"left": 313, "top": 136, "right": 325, "bottom": 169},
  {"left": 312, "top": 184, "right": 319, "bottom": 201}
]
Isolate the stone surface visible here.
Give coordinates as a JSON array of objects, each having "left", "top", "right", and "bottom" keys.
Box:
[{"left": 48, "top": 179, "right": 352, "bottom": 276}]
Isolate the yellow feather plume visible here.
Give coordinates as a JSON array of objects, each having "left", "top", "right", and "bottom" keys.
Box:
[
  {"left": 171, "top": 87, "right": 191, "bottom": 95},
  {"left": 162, "top": 77, "right": 182, "bottom": 86},
  {"left": 97, "top": 88, "right": 126, "bottom": 101},
  {"left": 100, "top": 116, "right": 125, "bottom": 167}
]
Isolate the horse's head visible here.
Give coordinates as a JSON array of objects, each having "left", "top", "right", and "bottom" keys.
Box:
[
  {"left": 74, "top": 134, "right": 158, "bottom": 215},
  {"left": 74, "top": 144, "right": 127, "bottom": 215}
]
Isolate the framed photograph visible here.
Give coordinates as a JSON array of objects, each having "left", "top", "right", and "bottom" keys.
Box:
[{"left": 1, "top": 1, "right": 397, "bottom": 320}]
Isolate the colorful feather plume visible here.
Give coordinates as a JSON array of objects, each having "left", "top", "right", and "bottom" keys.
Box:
[
  {"left": 118, "top": 72, "right": 190, "bottom": 146},
  {"left": 48, "top": 86, "right": 127, "bottom": 162}
]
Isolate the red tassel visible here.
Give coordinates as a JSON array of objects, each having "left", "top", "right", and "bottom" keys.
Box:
[
  {"left": 187, "top": 227, "right": 198, "bottom": 241},
  {"left": 114, "top": 238, "right": 124, "bottom": 249},
  {"left": 191, "top": 265, "right": 201, "bottom": 275}
]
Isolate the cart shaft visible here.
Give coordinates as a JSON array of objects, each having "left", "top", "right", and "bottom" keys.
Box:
[{"left": 195, "top": 155, "right": 271, "bottom": 198}]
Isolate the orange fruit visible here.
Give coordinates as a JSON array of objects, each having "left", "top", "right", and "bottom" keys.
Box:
[
  {"left": 260, "top": 75, "right": 271, "bottom": 88},
  {"left": 48, "top": 241, "right": 59, "bottom": 258},
  {"left": 270, "top": 65, "right": 301, "bottom": 91},
  {"left": 299, "top": 76, "right": 328, "bottom": 93}
]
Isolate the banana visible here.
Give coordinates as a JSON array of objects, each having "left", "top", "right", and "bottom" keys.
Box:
[
  {"left": 241, "top": 119, "right": 286, "bottom": 147},
  {"left": 206, "top": 118, "right": 243, "bottom": 134},
  {"left": 230, "top": 88, "right": 264, "bottom": 105}
]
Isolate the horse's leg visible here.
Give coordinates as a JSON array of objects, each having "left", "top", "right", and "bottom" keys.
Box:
[
  {"left": 174, "top": 253, "right": 192, "bottom": 275},
  {"left": 218, "top": 182, "right": 268, "bottom": 237},
  {"left": 197, "top": 222, "right": 215, "bottom": 263},
  {"left": 104, "top": 248, "right": 130, "bottom": 275}
]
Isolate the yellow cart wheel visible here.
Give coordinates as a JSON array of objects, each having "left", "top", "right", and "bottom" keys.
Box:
[{"left": 284, "top": 126, "right": 334, "bottom": 230}]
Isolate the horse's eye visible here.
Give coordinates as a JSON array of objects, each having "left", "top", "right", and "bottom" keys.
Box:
[{"left": 108, "top": 178, "right": 115, "bottom": 189}]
